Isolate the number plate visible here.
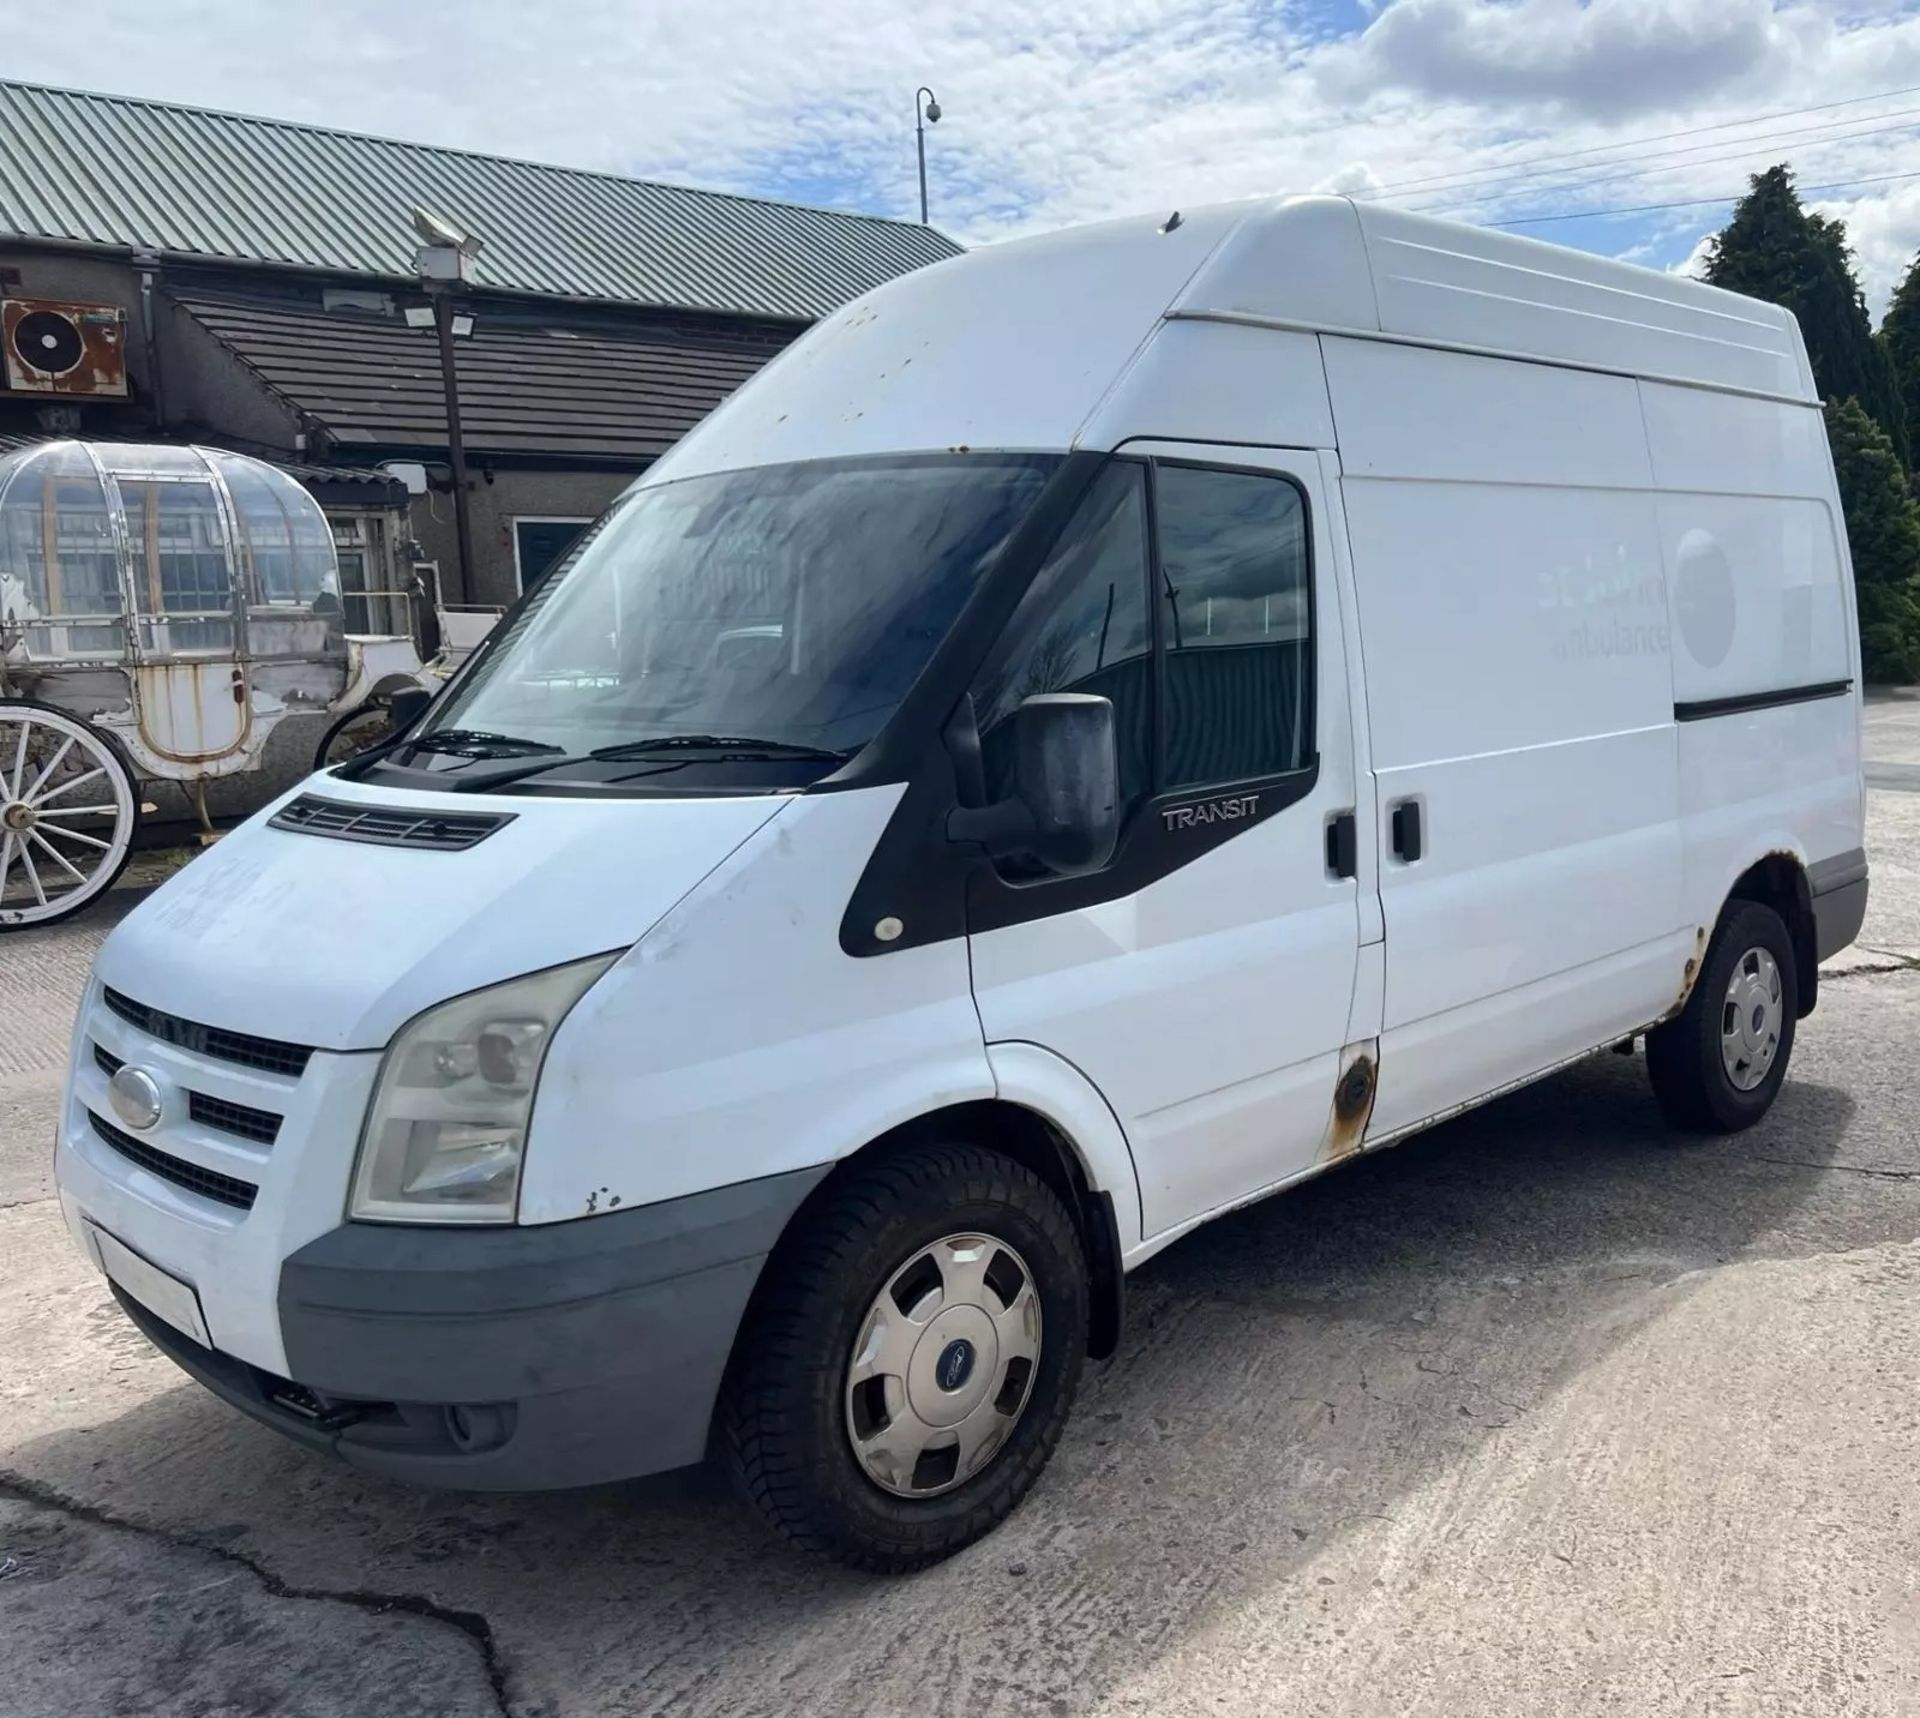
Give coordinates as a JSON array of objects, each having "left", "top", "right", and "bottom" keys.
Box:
[{"left": 89, "top": 1224, "right": 211, "bottom": 1349}]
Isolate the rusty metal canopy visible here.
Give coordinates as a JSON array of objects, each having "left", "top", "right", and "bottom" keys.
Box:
[{"left": 0, "top": 80, "right": 960, "bottom": 322}]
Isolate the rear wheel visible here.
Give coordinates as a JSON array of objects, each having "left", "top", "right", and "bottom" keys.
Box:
[
  {"left": 1646, "top": 900, "right": 1798, "bottom": 1132},
  {"left": 721, "top": 1141, "right": 1088, "bottom": 1572},
  {"left": 0, "top": 701, "right": 139, "bottom": 931}
]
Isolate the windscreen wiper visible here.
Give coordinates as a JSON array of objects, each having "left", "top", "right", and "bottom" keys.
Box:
[
  {"left": 405, "top": 729, "right": 568, "bottom": 759},
  {"left": 587, "top": 734, "right": 852, "bottom": 764},
  {"left": 423, "top": 733, "right": 852, "bottom": 794}
]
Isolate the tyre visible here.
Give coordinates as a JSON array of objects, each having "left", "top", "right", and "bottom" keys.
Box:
[
  {"left": 313, "top": 701, "right": 397, "bottom": 770},
  {"left": 1646, "top": 899, "right": 1798, "bottom": 1132},
  {"left": 721, "top": 1141, "right": 1088, "bottom": 1572},
  {"left": 1, "top": 700, "right": 140, "bottom": 932}
]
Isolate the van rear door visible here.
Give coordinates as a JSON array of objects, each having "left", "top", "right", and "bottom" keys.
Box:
[{"left": 965, "top": 444, "right": 1365, "bottom": 1243}]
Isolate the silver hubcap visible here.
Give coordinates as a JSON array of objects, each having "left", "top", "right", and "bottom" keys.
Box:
[
  {"left": 845, "top": 1232, "right": 1042, "bottom": 1498},
  {"left": 0, "top": 708, "right": 135, "bottom": 928},
  {"left": 1721, "top": 946, "right": 1784, "bottom": 1091}
]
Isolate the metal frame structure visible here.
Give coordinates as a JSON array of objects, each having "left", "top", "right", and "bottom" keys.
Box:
[{"left": 0, "top": 440, "right": 424, "bottom": 928}]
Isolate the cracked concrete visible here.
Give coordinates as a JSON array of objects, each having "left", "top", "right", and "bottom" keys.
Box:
[
  {"left": 1, "top": 777, "right": 1917, "bottom": 1713},
  {"left": 1, "top": 1475, "right": 508, "bottom": 1718},
  {"left": 1752, "top": 1156, "right": 1920, "bottom": 1179}
]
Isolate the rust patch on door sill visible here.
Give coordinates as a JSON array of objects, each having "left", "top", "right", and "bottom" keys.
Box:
[{"left": 1325, "top": 1043, "right": 1378, "bottom": 1162}]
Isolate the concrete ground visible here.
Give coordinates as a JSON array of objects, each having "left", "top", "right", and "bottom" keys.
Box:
[
  {"left": 2, "top": 708, "right": 1918, "bottom": 1717},
  {"left": 1864, "top": 686, "right": 1920, "bottom": 795}
]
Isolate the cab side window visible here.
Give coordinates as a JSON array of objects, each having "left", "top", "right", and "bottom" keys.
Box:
[
  {"left": 972, "top": 461, "right": 1153, "bottom": 817},
  {"left": 1156, "top": 465, "right": 1312, "bottom": 789}
]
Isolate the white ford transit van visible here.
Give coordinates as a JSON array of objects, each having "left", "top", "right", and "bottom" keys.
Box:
[{"left": 52, "top": 196, "right": 1869, "bottom": 1570}]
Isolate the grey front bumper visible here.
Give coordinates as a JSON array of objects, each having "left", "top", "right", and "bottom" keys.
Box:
[
  {"left": 121, "top": 1164, "right": 828, "bottom": 1491},
  {"left": 1811, "top": 848, "right": 1870, "bottom": 962}
]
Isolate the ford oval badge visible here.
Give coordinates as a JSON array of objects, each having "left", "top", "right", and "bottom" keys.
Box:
[
  {"left": 108, "top": 1066, "right": 164, "bottom": 1132},
  {"left": 935, "top": 1338, "right": 976, "bottom": 1393}
]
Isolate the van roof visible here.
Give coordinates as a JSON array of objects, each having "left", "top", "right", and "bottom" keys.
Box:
[
  {"left": 1165, "top": 196, "right": 1815, "bottom": 404},
  {"left": 648, "top": 194, "right": 1817, "bottom": 485}
]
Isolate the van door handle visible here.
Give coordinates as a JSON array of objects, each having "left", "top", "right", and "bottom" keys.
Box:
[
  {"left": 1390, "top": 800, "right": 1424, "bottom": 864},
  {"left": 1325, "top": 810, "right": 1357, "bottom": 879}
]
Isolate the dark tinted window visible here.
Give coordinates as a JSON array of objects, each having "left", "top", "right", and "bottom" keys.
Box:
[
  {"left": 972, "top": 462, "right": 1153, "bottom": 814},
  {"left": 1157, "top": 465, "right": 1311, "bottom": 788}
]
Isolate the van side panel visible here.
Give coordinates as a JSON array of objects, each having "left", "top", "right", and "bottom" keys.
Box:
[
  {"left": 1640, "top": 385, "right": 1851, "bottom": 698},
  {"left": 1324, "top": 338, "right": 1685, "bottom": 1139},
  {"left": 1640, "top": 382, "right": 1865, "bottom": 926}
]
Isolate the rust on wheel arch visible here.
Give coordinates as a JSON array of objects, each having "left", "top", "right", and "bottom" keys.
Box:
[{"left": 1660, "top": 925, "right": 1711, "bottom": 1023}]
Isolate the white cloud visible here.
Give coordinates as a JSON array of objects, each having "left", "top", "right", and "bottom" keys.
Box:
[
  {"left": 5, "top": 0, "right": 1920, "bottom": 311},
  {"left": 1672, "top": 232, "right": 1717, "bottom": 282},
  {"left": 1314, "top": 0, "right": 1789, "bottom": 119},
  {"left": 1313, "top": 162, "right": 1388, "bottom": 198}
]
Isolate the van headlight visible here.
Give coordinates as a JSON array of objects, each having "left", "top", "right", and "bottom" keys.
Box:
[{"left": 349, "top": 954, "right": 617, "bottom": 1224}]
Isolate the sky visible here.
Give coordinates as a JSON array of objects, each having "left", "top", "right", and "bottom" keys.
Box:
[{"left": 8, "top": 0, "right": 1920, "bottom": 314}]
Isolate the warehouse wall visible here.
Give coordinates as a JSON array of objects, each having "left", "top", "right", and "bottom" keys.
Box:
[{"left": 408, "top": 467, "right": 639, "bottom": 607}]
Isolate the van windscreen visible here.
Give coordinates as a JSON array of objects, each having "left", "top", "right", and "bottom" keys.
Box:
[{"left": 414, "top": 453, "right": 1061, "bottom": 773}]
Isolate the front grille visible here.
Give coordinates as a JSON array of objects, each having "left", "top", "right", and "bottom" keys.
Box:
[
  {"left": 88, "top": 1111, "right": 257, "bottom": 1212},
  {"left": 269, "top": 794, "right": 513, "bottom": 852},
  {"left": 101, "top": 988, "right": 312, "bottom": 1079},
  {"left": 94, "top": 1042, "right": 282, "bottom": 1146},
  {"left": 188, "top": 1092, "right": 281, "bottom": 1146}
]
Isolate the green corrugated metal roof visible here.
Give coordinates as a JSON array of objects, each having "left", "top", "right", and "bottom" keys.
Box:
[{"left": 0, "top": 80, "right": 960, "bottom": 321}]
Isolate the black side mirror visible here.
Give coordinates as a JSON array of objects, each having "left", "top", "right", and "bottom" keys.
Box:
[
  {"left": 948, "top": 693, "right": 1120, "bottom": 877},
  {"left": 387, "top": 685, "right": 434, "bottom": 733}
]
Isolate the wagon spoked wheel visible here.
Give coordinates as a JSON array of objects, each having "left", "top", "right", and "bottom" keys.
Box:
[{"left": 0, "top": 702, "right": 139, "bottom": 931}]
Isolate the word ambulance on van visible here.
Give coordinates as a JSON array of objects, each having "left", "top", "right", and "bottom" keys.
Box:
[{"left": 52, "top": 195, "right": 1869, "bottom": 1570}]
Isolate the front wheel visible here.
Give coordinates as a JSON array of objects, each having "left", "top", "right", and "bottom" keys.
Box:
[
  {"left": 1646, "top": 899, "right": 1798, "bottom": 1132},
  {"left": 1, "top": 701, "right": 139, "bottom": 931},
  {"left": 721, "top": 1141, "right": 1088, "bottom": 1572}
]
